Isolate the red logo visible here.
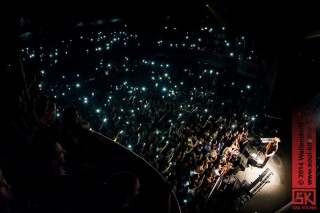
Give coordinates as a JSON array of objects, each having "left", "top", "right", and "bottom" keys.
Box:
[{"left": 292, "top": 189, "right": 316, "bottom": 205}]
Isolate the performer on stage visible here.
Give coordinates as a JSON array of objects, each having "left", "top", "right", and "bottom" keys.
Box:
[
  {"left": 265, "top": 137, "right": 280, "bottom": 157},
  {"left": 247, "top": 137, "right": 280, "bottom": 168}
]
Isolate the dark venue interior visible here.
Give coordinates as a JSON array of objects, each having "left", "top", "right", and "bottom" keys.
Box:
[{"left": 1, "top": 0, "right": 319, "bottom": 213}]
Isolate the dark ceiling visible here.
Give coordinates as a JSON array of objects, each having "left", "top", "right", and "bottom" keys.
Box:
[{"left": 6, "top": 0, "right": 320, "bottom": 37}]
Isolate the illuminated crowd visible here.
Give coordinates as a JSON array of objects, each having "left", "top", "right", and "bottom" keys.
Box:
[{"left": 2, "top": 20, "right": 271, "bottom": 212}]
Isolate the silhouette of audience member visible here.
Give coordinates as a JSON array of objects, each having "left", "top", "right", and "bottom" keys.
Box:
[
  {"left": 58, "top": 105, "right": 96, "bottom": 173},
  {"left": 0, "top": 166, "right": 36, "bottom": 213},
  {"left": 30, "top": 138, "right": 81, "bottom": 213},
  {"left": 0, "top": 167, "right": 12, "bottom": 213},
  {"left": 99, "top": 171, "right": 142, "bottom": 213},
  {"left": 61, "top": 105, "right": 90, "bottom": 131},
  {"left": 35, "top": 138, "right": 68, "bottom": 176}
]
